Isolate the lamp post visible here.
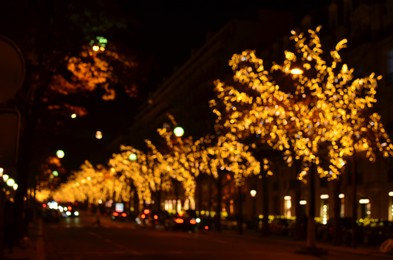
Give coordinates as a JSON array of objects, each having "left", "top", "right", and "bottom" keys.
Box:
[
  {"left": 250, "top": 189, "right": 257, "bottom": 230},
  {"left": 172, "top": 125, "right": 184, "bottom": 213}
]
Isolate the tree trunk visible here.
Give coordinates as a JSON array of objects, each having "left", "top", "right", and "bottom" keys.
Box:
[
  {"left": 261, "top": 170, "right": 270, "bottom": 236},
  {"left": 332, "top": 178, "right": 342, "bottom": 245},
  {"left": 306, "top": 164, "right": 316, "bottom": 248},
  {"left": 155, "top": 190, "right": 161, "bottom": 212},
  {"left": 208, "top": 179, "right": 213, "bottom": 216},
  {"left": 175, "top": 181, "right": 180, "bottom": 214},
  {"left": 197, "top": 177, "right": 202, "bottom": 215},
  {"left": 215, "top": 173, "right": 222, "bottom": 232},
  {"left": 132, "top": 185, "right": 139, "bottom": 215},
  {"left": 351, "top": 153, "right": 358, "bottom": 248},
  {"left": 294, "top": 161, "right": 304, "bottom": 240},
  {"left": 237, "top": 186, "right": 243, "bottom": 235}
]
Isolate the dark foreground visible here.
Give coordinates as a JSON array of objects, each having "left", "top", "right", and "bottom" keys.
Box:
[
  {"left": 3, "top": 211, "right": 391, "bottom": 259},
  {"left": 39, "top": 213, "right": 391, "bottom": 260}
]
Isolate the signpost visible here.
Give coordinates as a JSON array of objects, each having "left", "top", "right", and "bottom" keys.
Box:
[
  {"left": 0, "top": 36, "right": 25, "bottom": 166},
  {"left": 0, "top": 36, "right": 25, "bottom": 103}
]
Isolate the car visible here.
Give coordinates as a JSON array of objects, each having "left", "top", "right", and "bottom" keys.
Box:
[
  {"left": 363, "top": 220, "right": 393, "bottom": 245},
  {"left": 111, "top": 210, "right": 129, "bottom": 221},
  {"left": 135, "top": 209, "right": 171, "bottom": 227},
  {"left": 165, "top": 210, "right": 198, "bottom": 232},
  {"left": 197, "top": 216, "right": 213, "bottom": 231},
  {"left": 59, "top": 205, "right": 80, "bottom": 218},
  {"left": 316, "top": 217, "right": 362, "bottom": 245},
  {"left": 41, "top": 208, "right": 61, "bottom": 223},
  {"left": 269, "top": 218, "right": 294, "bottom": 235}
]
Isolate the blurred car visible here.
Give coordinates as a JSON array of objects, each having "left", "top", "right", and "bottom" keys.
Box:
[
  {"left": 136, "top": 209, "right": 171, "bottom": 227},
  {"left": 270, "top": 218, "right": 294, "bottom": 235},
  {"left": 316, "top": 217, "right": 362, "bottom": 245},
  {"left": 197, "top": 216, "right": 213, "bottom": 231},
  {"left": 221, "top": 216, "right": 238, "bottom": 230},
  {"left": 59, "top": 205, "right": 80, "bottom": 218},
  {"left": 363, "top": 220, "right": 393, "bottom": 245},
  {"left": 111, "top": 210, "right": 129, "bottom": 221},
  {"left": 165, "top": 210, "right": 198, "bottom": 232},
  {"left": 41, "top": 208, "right": 61, "bottom": 222}
]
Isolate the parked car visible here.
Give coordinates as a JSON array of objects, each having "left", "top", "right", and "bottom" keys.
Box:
[
  {"left": 135, "top": 209, "right": 171, "bottom": 227},
  {"left": 316, "top": 217, "right": 362, "bottom": 245},
  {"left": 270, "top": 218, "right": 294, "bottom": 235},
  {"left": 221, "top": 216, "right": 238, "bottom": 230},
  {"left": 165, "top": 210, "right": 198, "bottom": 232},
  {"left": 363, "top": 220, "right": 393, "bottom": 245},
  {"left": 41, "top": 208, "right": 61, "bottom": 223}
]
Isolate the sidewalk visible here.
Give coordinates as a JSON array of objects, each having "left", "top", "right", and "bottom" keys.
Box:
[
  {"left": 203, "top": 228, "right": 393, "bottom": 258},
  {"left": 2, "top": 217, "right": 45, "bottom": 260}
]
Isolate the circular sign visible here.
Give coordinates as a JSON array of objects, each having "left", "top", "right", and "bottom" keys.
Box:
[{"left": 0, "top": 36, "right": 25, "bottom": 103}]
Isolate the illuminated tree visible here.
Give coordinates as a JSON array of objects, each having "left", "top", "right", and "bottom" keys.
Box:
[
  {"left": 144, "top": 139, "right": 173, "bottom": 212},
  {"left": 157, "top": 115, "right": 208, "bottom": 210},
  {"left": 200, "top": 133, "right": 260, "bottom": 232},
  {"left": 109, "top": 140, "right": 173, "bottom": 212},
  {"left": 53, "top": 161, "right": 130, "bottom": 205},
  {"left": 271, "top": 26, "right": 393, "bottom": 248},
  {"left": 212, "top": 26, "right": 393, "bottom": 250},
  {"left": 108, "top": 146, "right": 152, "bottom": 207},
  {"left": 210, "top": 48, "right": 294, "bottom": 236}
]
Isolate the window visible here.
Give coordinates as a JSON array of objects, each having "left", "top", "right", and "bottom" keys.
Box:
[
  {"left": 320, "top": 194, "right": 329, "bottom": 224},
  {"left": 359, "top": 198, "right": 371, "bottom": 218},
  {"left": 284, "top": 196, "right": 292, "bottom": 218}
]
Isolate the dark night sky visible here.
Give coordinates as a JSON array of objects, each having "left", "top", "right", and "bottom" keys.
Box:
[{"left": 1, "top": 0, "right": 330, "bottom": 174}]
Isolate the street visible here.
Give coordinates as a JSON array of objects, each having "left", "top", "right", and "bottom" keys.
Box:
[{"left": 42, "top": 212, "right": 390, "bottom": 260}]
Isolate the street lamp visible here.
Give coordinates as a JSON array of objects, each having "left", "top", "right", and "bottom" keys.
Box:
[
  {"left": 173, "top": 126, "right": 184, "bottom": 137},
  {"left": 95, "top": 130, "right": 103, "bottom": 140},
  {"left": 56, "top": 150, "right": 65, "bottom": 159},
  {"left": 129, "top": 152, "right": 137, "bottom": 161}
]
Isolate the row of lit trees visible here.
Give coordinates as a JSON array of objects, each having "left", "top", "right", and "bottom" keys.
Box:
[
  {"left": 45, "top": 27, "right": 393, "bottom": 250},
  {"left": 48, "top": 115, "right": 261, "bottom": 221}
]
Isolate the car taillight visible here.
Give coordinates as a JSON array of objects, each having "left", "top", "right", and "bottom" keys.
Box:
[
  {"left": 204, "top": 225, "right": 209, "bottom": 230},
  {"left": 190, "top": 219, "right": 197, "bottom": 225},
  {"left": 175, "top": 218, "right": 184, "bottom": 224},
  {"left": 141, "top": 214, "right": 146, "bottom": 219},
  {"left": 113, "top": 212, "right": 119, "bottom": 217},
  {"left": 121, "top": 212, "right": 127, "bottom": 217},
  {"left": 153, "top": 215, "right": 158, "bottom": 220}
]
